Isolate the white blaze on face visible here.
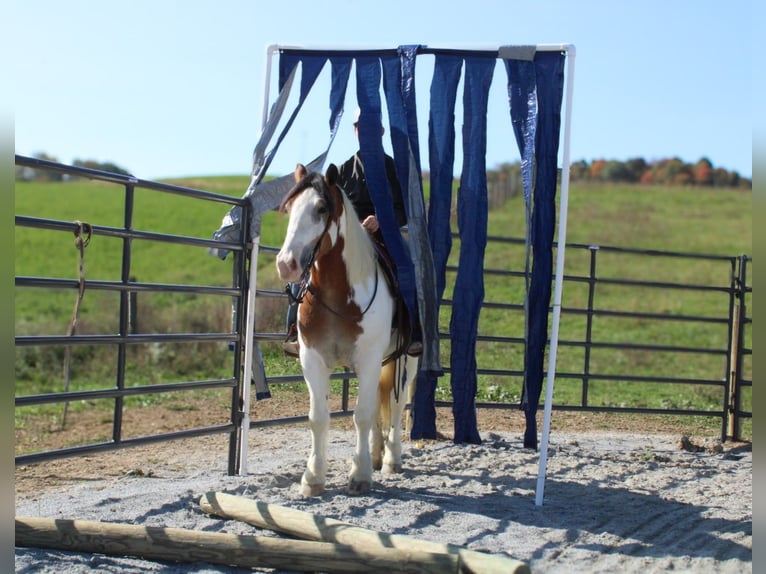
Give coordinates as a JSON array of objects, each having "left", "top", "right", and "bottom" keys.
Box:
[{"left": 276, "top": 187, "right": 335, "bottom": 283}]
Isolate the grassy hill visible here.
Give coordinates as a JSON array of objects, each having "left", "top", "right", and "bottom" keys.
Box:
[{"left": 15, "top": 176, "right": 751, "bottom": 296}]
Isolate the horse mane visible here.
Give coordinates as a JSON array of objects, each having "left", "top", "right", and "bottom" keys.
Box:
[
  {"left": 279, "top": 170, "right": 331, "bottom": 214},
  {"left": 336, "top": 185, "right": 377, "bottom": 288}
]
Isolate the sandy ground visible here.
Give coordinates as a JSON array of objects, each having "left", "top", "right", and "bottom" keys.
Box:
[{"left": 15, "top": 419, "right": 751, "bottom": 573}]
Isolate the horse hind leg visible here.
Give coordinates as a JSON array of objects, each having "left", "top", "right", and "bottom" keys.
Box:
[
  {"left": 373, "top": 362, "right": 395, "bottom": 472},
  {"left": 405, "top": 359, "right": 417, "bottom": 436},
  {"left": 382, "top": 355, "right": 418, "bottom": 475}
]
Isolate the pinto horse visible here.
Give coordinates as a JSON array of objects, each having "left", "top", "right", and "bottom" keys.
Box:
[{"left": 276, "top": 163, "right": 419, "bottom": 496}]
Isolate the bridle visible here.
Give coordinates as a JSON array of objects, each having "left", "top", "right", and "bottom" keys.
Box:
[{"left": 284, "top": 184, "right": 380, "bottom": 321}]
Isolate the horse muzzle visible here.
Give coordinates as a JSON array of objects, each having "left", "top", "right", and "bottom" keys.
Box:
[{"left": 276, "top": 251, "right": 303, "bottom": 282}]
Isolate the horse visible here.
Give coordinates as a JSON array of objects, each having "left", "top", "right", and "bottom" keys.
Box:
[{"left": 276, "top": 163, "right": 419, "bottom": 496}]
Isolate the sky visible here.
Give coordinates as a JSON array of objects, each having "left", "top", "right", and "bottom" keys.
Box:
[{"left": 12, "top": 0, "right": 752, "bottom": 181}]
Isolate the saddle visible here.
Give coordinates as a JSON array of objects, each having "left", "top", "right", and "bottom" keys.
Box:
[{"left": 371, "top": 239, "right": 421, "bottom": 360}]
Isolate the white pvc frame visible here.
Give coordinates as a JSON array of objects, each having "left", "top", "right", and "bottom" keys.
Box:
[{"left": 240, "top": 44, "right": 576, "bottom": 508}]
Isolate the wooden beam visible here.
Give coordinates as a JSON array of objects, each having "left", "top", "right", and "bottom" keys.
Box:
[
  {"left": 199, "top": 491, "right": 530, "bottom": 574},
  {"left": 16, "top": 516, "right": 461, "bottom": 573}
]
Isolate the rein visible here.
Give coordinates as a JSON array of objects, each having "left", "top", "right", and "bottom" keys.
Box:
[
  {"left": 286, "top": 221, "right": 329, "bottom": 307},
  {"left": 307, "top": 266, "right": 379, "bottom": 319}
]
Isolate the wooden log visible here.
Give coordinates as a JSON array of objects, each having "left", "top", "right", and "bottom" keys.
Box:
[
  {"left": 199, "top": 492, "right": 530, "bottom": 574},
  {"left": 16, "top": 516, "right": 461, "bottom": 573}
]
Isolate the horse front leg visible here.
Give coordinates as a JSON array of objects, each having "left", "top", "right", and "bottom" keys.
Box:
[
  {"left": 348, "top": 361, "right": 381, "bottom": 495},
  {"left": 301, "top": 357, "right": 331, "bottom": 497}
]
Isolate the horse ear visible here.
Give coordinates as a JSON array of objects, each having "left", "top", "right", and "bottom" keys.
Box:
[
  {"left": 325, "top": 163, "right": 339, "bottom": 187},
  {"left": 294, "top": 164, "right": 308, "bottom": 182}
]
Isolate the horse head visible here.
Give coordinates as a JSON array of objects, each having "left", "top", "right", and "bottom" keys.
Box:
[{"left": 276, "top": 163, "right": 342, "bottom": 283}]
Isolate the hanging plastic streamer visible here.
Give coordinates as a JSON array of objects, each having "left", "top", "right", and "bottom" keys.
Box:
[
  {"left": 381, "top": 46, "right": 444, "bottom": 437},
  {"left": 449, "top": 56, "right": 496, "bottom": 444},
  {"left": 419, "top": 54, "right": 461, "bottom": 439},
  {"left": 380, "top": 46, "right": 442, "bottom": 376},
  {"left": 354, "top": 57, "right": 418, "bottom": 330},
  {"left": 503, "top": 52, "right": 539, "bottom": 447},
  {"left": 210, "top": 54, "right": 346, "bottom": 256},
  {"left": 518, "top": 51, "right": 566, "bottom": 449}
]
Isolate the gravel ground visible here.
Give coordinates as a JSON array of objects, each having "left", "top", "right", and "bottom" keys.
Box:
[{"left": 15, "top": 425, "right": 752, "bottom": 573}]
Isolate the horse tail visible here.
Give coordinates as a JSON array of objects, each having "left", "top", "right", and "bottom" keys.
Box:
[{"left": 378, "top": 361, "right": 396, "bottom": 432}]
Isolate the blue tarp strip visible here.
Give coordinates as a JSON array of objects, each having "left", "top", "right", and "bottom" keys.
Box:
[
  {"left": 379, "top": 49, "right": 441, "bottom": 377},
  {"left": 504, "top": 58, "right": 538, "bottom": 446},
  {"left": 329, "top": 57, "right": 352, "bottom": 132},
  {"left": 426, "top": 55, "right": 461, "bottom": 301},
  {"left": 381, "top": 56, "right": 412, "bottom": 213},
  {"left": 449, "top": 57, "right": 495, "bottom": 444},
  {"left": 398, "top": 45, "right": 423, "bottom": 167},
  {"left": 521, "top": 51, "right": 566, "bottom": 449},
  {"left": 354, "top": 58, "right": 418, "bottom": 319},
  {"left": 411, "top": 55, "right": 462, "bottom": 439}
]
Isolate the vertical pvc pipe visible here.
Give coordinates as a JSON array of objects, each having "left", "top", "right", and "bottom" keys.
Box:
[
  {"left": 238, "top": 45, "right": 278, "bottom": 476},
  {"left": 536, "top": 44, "right": 575, "bottom": 506},
  {"left": 262, "top": 45, "right": 278, "bottom": 127},
  {"left": 238, "top": 239, "right": 260, "bottom": 476}
]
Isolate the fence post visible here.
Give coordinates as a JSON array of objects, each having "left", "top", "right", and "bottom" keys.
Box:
[
  {"left": 114, "top": 182, "right": 135, "bottom": 444},
  {"left": 581, "top": 246, "right": 599, "bottom": 407},
  {"left": 727, "top": 256, "right": 748, "bottom": 441},
  {"left": 726, "top": 302, "right": 740, "bottom": 440}
]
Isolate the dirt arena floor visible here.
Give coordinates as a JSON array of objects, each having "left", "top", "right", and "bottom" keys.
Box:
[{"left": 15, "top": 403, "right": 752, "bottom": 573}]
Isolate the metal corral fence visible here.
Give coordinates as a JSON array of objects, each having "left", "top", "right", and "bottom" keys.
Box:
[
  {"left": 15, "top": 157, "right": 752, "bottom": 473},
  {"left": 14, "top": 155, "right": 251, "bottom": 472},
  {"left": 251, "top": 236, "right": 752, "bottom": 443},
  {"left": 451, "top": 238, "right": 752, "bottom": 441}
]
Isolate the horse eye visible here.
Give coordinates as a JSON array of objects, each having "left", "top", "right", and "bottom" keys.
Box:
[{"left": 317, "top": 205, "right": 328, "bottom": 216}]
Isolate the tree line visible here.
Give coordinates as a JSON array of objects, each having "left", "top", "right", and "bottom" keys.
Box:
[
  {"left": 568, "top": 156, "right": 750, "bottom": 188},
  {"left": 15, "top": 153, "right": 132, "bottom": 181},
  {"left": 17, "top": 152, "right": 750, "bottom": 192},
  {"left": 488, "top": 156, "right": 750, "bottom": 190}
]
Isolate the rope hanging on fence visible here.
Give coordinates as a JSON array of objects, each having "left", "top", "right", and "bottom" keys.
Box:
[{"left": 61, "top": 221, "right": 92, "bottom": 430}]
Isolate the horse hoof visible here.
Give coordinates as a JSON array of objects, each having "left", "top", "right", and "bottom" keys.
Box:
[
  {"left": 372, "top": 459, "right": 383, "bottom": 471},
  {"left": 382, "top": 463, "right": 402, "bottom": 475},
  {"left": 300, "top": 482, "right": 325, "bottom": 497},
  {"left": 347, "top": 479, "right": 371, "bottom": 495}
]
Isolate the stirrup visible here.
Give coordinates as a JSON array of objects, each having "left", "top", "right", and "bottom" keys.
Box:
[
  {"left": 406, "top": 325, "right": 423, "bottom": 357},
  {"left": 283, "top": 325, "right": 300, "bottom": 357},
  {"left": 283, "top": 340, "right": 300, "bottom": 357},
  {"left": 406, "top": 340, "right": 423, "bottom": 357}
]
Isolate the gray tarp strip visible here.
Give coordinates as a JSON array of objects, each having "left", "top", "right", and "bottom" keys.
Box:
[
  {"left": 209, "top": 66, "right": 298, "bottom": 257},
  {"left": 498, "top": 45, "right": 537, "bottom": 61},
  {"left": 210, "top": 65, "right": 337, "bottom": 254}
]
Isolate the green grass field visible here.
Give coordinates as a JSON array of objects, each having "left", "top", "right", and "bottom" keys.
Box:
[{"left": 15, "top": 175, "right": 752, "bottom": 438}]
